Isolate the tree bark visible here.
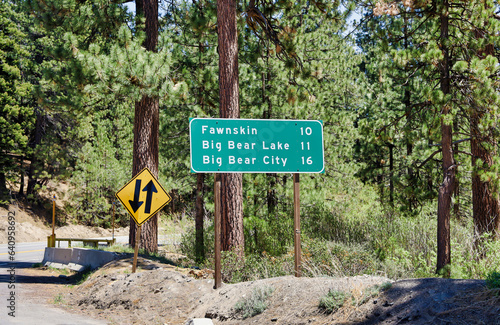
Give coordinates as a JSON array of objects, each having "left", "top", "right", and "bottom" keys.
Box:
[
  {"left": 129, "top": 0, "right": 160, "bottom": 253},
  {"left": 19, "top": 156, "right": 25, "bottom": 197},
  {"left": 470, "top": 14, "right": 500, "bottom": 241},
  {"left": 389, "top": 143, "right": 394, "bottom": 207},
  {"left": 452, "top": 119, "right": 460, "bottom": 217},
  {"left": 471, "top": 114, "right": 500, "bottom": 239},
  {"left": 436, "top": 2, "right": 454, "bottom": 276},
  {"left": 217, "top": 0, "right": 244, "bottom": 255},
  {"left": 0, "top": 172, "right": 7, "bottom": 202},
  {"left": 27, "top": 109, "right": 45, "bottom": 197}
]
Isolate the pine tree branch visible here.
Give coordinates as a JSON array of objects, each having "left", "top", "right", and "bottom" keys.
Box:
[
  {"left": 416, "top": 149, "right": 441, "bottom": 169},
  {"left": 109, "top": 0, "right": 134, "bottom": 4},
  {"left": 429, "top": 138, "right": 471, "bottom": 147}
]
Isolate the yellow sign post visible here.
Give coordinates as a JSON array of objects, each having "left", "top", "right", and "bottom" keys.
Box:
[{"left": 116, "top": 168, "right": 171, "bottom": 272}]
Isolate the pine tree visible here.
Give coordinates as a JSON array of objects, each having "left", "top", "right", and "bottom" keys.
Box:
[
  {"left": 358, "top": 0, "right": 500, "bottom": 274},
  {"left": 0, "top": 0, "right": 34, "bottom": 203},
  {"left": 236, "top": 0, "right": 366, "bottom": 254},
  {"left": 156, "top": 0, "right": 218, "bottom": 262},
  {"left": 29, "top": 0, "right": 173, "bottom": 252}
]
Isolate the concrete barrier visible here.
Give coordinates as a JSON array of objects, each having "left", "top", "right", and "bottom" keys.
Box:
[
  {"left": 42, "top": 248, "right": 73, "bottom": 265},
  {"left": 42, "top": 247, "right": 118, "bottom": 271}
]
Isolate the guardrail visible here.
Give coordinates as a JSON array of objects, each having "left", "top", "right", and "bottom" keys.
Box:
[{"left": 47, "top": 235, "right": 116, "bottom": 248}]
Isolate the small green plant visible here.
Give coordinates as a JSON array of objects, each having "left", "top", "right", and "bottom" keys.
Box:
[
  {"left": 75, "top": 267, "right": 94, "bottom": 285},
  {"left": 53, "top": 293, "right": 64, "bottom": 304},
  {"left": 101, "top": 243, "right": 134, "bottom": 254},
  {"left": 234, "top": 286, "right": 274, "bottom": 319},
  {"left": 31, "top": 263, "right": 43, "bottom": 268},
  {"left": 379, "top": 281, "right": 393, "bottom": 291},
  {"left": 354, "top": 282, "right": 393, "bottom": 305},
  {"left": 486, "top": 270, "right": 500, "bottom": 289},
  {"left": 319, "top": 289, "right": 348, "bottom": 314},
  {"left": 47, "top": 266, "right": 70, "bottom": 275}
]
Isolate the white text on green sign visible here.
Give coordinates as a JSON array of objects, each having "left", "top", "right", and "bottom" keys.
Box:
[{"left": 189, "top": 118, "right": 324, "bottom": 173}]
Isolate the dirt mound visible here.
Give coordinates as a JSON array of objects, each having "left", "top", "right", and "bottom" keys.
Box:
[{"left": 58, "top": 257, "right": 500, "bottom": 325}]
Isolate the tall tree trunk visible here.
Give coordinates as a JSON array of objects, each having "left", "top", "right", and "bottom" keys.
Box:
[
  {"left": 403, "top": 10, "right": 415, "bottom": 211},
  {"left": 19, "top": 156, "right": 25, "bottom": 197},
  {"left": 470, "top": 17, "right": 500, "bottom": 241},
  {"left": 389, "top": 143, "right": 394, "bottom": 207},
  {"left": 0, "top": 172, "right": 8, "bottom": 203},
  {"left": 452, "top": 119, "right": 460, "bottom": 217},
  {"left": 262, "top": 65, "right": 277, "bottom": 215},
  {"left": 195, "top": 22, "right": 207, "bottom": 263},
  {"left": 471, "top": 114, "right": 500, "bottom": 239},
  {"left": 27, "top": 109, "right": 45, "bottom": 197},
  {"left": 436, "top": 1, "right": 454, "bottom": 276},
  {"left": 217, "top": 0, "right": 244, "bottom": 255},
  {"left": 195, "top": 173, "right": 205, "bottom": 262},
  {"left": 129, "top": 0, "right": 160, "bottom": 253}
]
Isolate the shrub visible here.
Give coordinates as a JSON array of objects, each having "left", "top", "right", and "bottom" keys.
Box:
[
  {"left": 220, "top": 251, "right": 293, "bottom": 283},
  {"left": 301, "top": 237, "right": 380, "bottom": 277},
  {"left": 319, "top": 289, "right": 349, "bottom": 313},
  {"left": 234, "top": 286, "right": 274, "bottom": 319},
  {"left": 179, "top": 222, "right": 214, "bottom": 264},
  {"left": 486, "top": 271, "right": 500, "bottom": 289}
]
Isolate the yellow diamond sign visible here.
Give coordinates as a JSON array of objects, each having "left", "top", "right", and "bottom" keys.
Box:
[{"left": 115, "top": 168, "right": 171, "bottom": 226}]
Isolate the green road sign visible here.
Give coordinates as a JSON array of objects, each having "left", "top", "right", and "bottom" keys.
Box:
[{"left": 189, "top": 118, "right": 324, "bottom": 173}]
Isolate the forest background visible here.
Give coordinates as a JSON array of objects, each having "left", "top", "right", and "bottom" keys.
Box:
[{"left": 2, "top": 0, "right": 500, "bottom": 282}]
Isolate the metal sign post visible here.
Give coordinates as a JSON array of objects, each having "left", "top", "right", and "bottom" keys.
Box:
[
  {"left": 132, "top": 225, "right": 141, "bottom": 273},
  {"left": 214, "top": 174, "right": 222, "bottom": 289},
  {"left": 293, "top": 174, "right": 301, "bottom": 277},
  {"left": 112, "top": 202, "right": 115, "bottom": 241}
]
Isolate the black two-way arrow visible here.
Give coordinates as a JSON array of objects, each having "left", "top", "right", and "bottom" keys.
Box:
[
  {"left": 129, "top": 179, "right": 158, "bottom": 214},
  {"left": 142, "top": 180, "right": 158, "bottom": 214},
  {"left": 129, "top": 180, "right": 143, "bottom": 213}
]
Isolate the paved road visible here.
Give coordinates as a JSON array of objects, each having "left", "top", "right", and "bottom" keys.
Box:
[
  {"left": 0, "top": 234, "right": 180, "bottom": 324},
  {"left": 0, "top": 238, "right": 128, "bottom": 325}
]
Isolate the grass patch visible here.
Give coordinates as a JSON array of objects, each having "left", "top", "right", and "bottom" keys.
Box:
[
  {"left": 319, "top": 289, "right": 349, "bottom": 313},
  {"left": 100, "top": 243, "right": 178, "bottom": 266},
  {"left": 100, "top": 243, "right": 134, "bottom": 254},
  {"left": 352, "top": 282, "right": 393, "bottom": 306},
  {"left": 74, "top": 267, "right": 94, "bottom": 285},
  {"left": 48, "top": 266, "right": 70, "bottom": 275},
  {"left": 234, "top": 286, "right": 274, "bottom": 319},
  {"left": 53, "top": 293, "right": 64, "bottom": 304}
]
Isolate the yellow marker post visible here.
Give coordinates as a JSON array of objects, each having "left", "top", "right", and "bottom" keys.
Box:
[
  {"left": 52, "top": 195, "right": 55, "bottom": 237},
  {"left": 48, "top": 195, "right": 56, "bottom": 247}
]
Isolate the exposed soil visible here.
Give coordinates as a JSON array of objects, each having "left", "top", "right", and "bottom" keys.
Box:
[{"left": 22, "top": 258, "right": 500, "bottom": 325}]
